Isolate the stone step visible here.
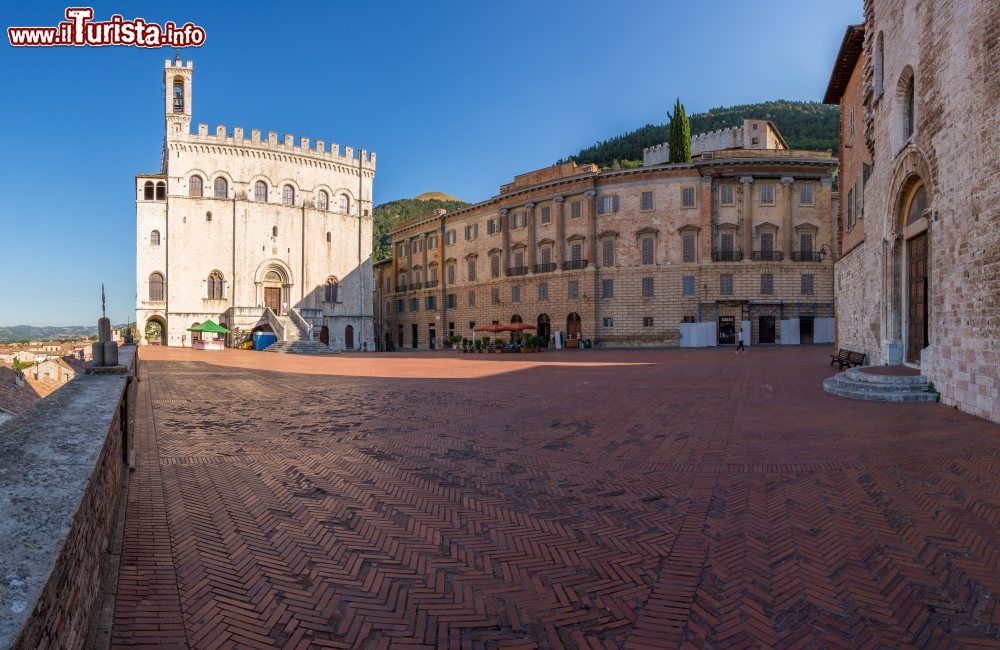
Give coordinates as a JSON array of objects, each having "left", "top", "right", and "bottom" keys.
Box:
[
  {"left": 822, "top": 375, "right": 938, "bottom": 403},
  {"left": 264, "top": 340, "right": 339, "bottom": 355},
  {"left": 845, "top": 367, "right": 929, "bottom": 386},
  {"left": 828, "top": 373, "right": 931, "bottom": 394}
]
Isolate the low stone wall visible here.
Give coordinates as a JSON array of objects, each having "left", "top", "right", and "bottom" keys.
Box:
[{"left": 0, "top": 348, "right": 135, "bottom": 649}]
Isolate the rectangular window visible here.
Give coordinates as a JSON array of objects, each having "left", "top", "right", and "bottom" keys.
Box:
[
  {"left": 800, "top": 233, "right": 814, "bottom": 255},
  {"left": 467, "top": 258, "right": 477, "bottom": 281},
  {"left": 469, "top": 321, "right": 476, "bottom": 331},
  {"left": 571, "top": 243, "right": 583, "bottom": 261},
  {"left": 446, "top": 293, "right": 456, "bottom": 308},
  {"left": 490, "top": 255, "right": 500, "bottom": 278},
  {"left": 514, "top": 250, "right": 524, "bottom": 267},
  {"left": 568, "top": 280, "right": 579, "bottom": 300},
  {"left": 491, "top": 287, "right": 500, "bottom": 305},
  {"left": 720, "top": 274, "right": 733, "bottom": 295},
  {"left": 641, "top": 191, "right": 653, "bottom": 211},
  {"left": 487, "top": 218, "right": 497, "bottom": 234},
  {"left": 720, "top": 184, "right": 734, "bottom": 205},
  {"left": 427, "top": 234, "right": 437, "bottom": 249},
  {"left": 599, "top": 195, "right": 619, "bottom": 214},
  {"left": 682, "top": 187, "right": 695, "bottom": 208},
  {"left": 538, "top": 282, "right": 548, "bottom": 301},
  {"left": 602, "top": 278, "right": 614, "bottom": 298},
  {"left": 760, "top": 184, "right": 775, "bottom": 205},
  {"left": 760, "top": 232, "right": 774, "bottom": 253},
  {"left": 603, "top": 317, "right": 614, "bottom": 327},
  {"left": 682, "top": 275, "right": 695, "bottom": 296},
  {"left": 641, "top": 236, "right": 655, "bottom": 265},
  {"left": 464, "top": 223, "right": 478, "bottom": 240},
  {"left": 602, "top": 239, "right": 615, "bottom": 266},
  {"left": 447, "top": 265, "right": 455, "bottom": 284},
  {"left": 446, "top": 230, "right": 456, "bottom": 245},
  {"left": 682, "top": 234, "right": 695, "bottom": 262},
  {"left": 511, "top": 212, "right": 522, "bottom": 229},
  {"left": 468, "top": 291, "right": 476, "bottom": 306},
  {"left": 540, "top": 247, "right": 552, "bottom": 265},
  {"left": 425, "top": 296, "right": 436, "bottom": 310},
  {"left": 847, "top": 187, "right": 855, "bottom": 228},
  {"left": 512, "top": 286, "right": 521, "bottom": 303},
  {"left": 396, "top": 299, "right": 405, "bottom": 313},
  {"left": 643, "top": 317, "right": 654, "bottom": 327},
  {"left": 720, "top": 232, "right": 734, "bottom": 253},
  {"left": 642, "top": 277, "right": 654, "bottom": 298},
  {"left": 397, "top": 243, "right": 405, "bottom": 257},
  {"left": 540, "top": 206, "right": 551, "bottom": 224},
  {"left": 799, "top": 184, "right": 814, "bottom": 205},
  {"left": 761, "top": 273, "right": 774, "bottom": 295},
  {"left": 801, "top": 274, "right": 814, "bottom": 295},
  {"left": 409, "top": 297, "right": 419, "bottom": 311},
  {"left": 571, "top": 201, "right": 581, "bottom": 219}
]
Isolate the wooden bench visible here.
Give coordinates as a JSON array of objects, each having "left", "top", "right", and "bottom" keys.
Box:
[{"left": 830, "top": 349, "right": 866, "bottom": 369}]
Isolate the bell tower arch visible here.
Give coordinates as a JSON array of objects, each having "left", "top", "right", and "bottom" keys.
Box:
[{"left": 164, "top": 56, "right": 193, "bottom": 140}]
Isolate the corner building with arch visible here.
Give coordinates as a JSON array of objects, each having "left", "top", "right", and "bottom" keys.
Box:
[
  {"left": 136, "top": 58, "right": 375, "bottom": 350},
  {"left": 826, "top": 0, "right": 1000, "bottom": 422}
]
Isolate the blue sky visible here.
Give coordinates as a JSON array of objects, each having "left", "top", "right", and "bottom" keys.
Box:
[{"left": 0, "top": 1, "right": 862, "bottom": 326}]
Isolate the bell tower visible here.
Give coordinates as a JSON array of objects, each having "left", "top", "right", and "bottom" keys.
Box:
[{"left": 164, "top": 56, "right": 193, "bottom": 140}]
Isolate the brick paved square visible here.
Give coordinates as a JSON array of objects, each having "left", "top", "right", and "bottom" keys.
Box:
[{"left": 112, "top": 346, "right": 1000, "bottom": 647}]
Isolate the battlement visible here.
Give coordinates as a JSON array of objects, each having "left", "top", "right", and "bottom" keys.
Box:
[
  {"left": 164, "top": 59, "right": 194, "bottom": 69},
  {"left": 643, "top": 119, "right": 788, "bottom": 166},
  {"left": 186, "top": 123, "right": 376, "bottom": 167}
]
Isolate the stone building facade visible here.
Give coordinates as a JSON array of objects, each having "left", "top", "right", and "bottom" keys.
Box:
[
  {"left": 136, "top": 58, "right": 375, "bottom": 350},
  {"left": 827, "top": 0, "right": 1000, "bottom": 422},
  {"left": 382, "top": 125, "right": 836, "bottom": 351}
]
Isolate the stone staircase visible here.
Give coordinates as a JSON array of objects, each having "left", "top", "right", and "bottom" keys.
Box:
[
  {"left": 264, "top": 313, "right": 339, "bottom": 356},
  {"left": 823, "top": 366, "right": 937, "bottom": 402}
]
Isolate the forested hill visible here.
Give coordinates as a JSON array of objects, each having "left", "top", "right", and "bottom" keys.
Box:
[
  {"left": 373, "top": 196, "right": 469, "bottom": 262},
  {"left": 562, "top": 100, "right": 839, "bottom": 169}
]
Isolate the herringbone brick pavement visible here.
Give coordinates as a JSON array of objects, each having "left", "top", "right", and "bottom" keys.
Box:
[{"left": 112, "top": 346, "right": 1000, "bottom": 648}]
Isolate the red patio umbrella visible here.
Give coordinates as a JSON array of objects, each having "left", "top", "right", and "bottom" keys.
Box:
[
  {"left": 474, "top": 324, "right": 506, "bottom": 333},
  {"left": 506, "top": 323, "right": 537, "bottom": 331}
]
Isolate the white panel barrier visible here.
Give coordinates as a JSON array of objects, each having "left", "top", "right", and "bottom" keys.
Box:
[
  {"left": 740, "top": 320, "right": 751, "bottom": 347},
  {"left": 813, "top": 318, "right": 835, "bottom": 344},
  {"left": 780, "top": 318, "right": 800, "bottom": 345},
  {"left": 680, "top": 322, "right": 718, "bottom": 348}
]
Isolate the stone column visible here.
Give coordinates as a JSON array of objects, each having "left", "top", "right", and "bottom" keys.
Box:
[
  {"left": 554, "top": 196, "right": 565, "bottom": 267},
  {"left": 739, "top": 177, "right": 754, "bottom": 259},
  {"left": 585, "top": 190, "right": 597, "bottom": 266},
  {"left": 780, "top": 176, "right": 795, "bottom": 259},
  {"left": 525, "top": 202, "right": 537, "bottom": 270},
  {"left": 500, "top": 208, "right": 510, "bottom": 275},
  {"left": 821, "top": 177, "right": 834, "bottom": 260},
  {"left": 404, "top": 237, "right": 412, "bottom": 287}
]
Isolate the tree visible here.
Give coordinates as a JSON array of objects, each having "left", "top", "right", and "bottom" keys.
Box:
[{"left": 668, "top": 98, "right": 691, "bottom": 163}]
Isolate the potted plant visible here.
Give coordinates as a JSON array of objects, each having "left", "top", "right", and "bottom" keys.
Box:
[
  {"left": 450, "top": 334, "right": 463, "bottom": 351},
  {"left": 475, "top": 339, "right": 483, "bottom": 352}
]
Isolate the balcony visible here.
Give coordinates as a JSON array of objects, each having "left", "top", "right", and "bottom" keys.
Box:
[
  {"left": 712, "top": 249, "right": 743, "bottom": 262},
  {"left": 425, "top": 280, "right": 438, "bottom": 289},
  {"left": 507, "top": 266, "right": 529, "bottom": 276},
  {"left": 791, "top": 251, "right": 823, "bottom": 262},
  {"left": 411, "top": 282, "right": 423, "bottom": 290},
  {"left": 533, "top": 262, "right": 557, "bottom": 273},
  {"left": 562, "top": 259, "right": 588, "bottom": 270},
  {"left": 395, "top": 284, "right": 407, "bottom": 293},
  {"left": 751, "top": 250, "right": 784, "bottom": 261}
]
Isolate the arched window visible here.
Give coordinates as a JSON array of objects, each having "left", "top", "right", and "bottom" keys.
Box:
[
  {"left": 272, "top": 226, "right": 278, "bottom": 237},
  {"left": 207, "top": 270, "right": 225, "bottom": 300},
  {"left": 149, "top": 273, "right": 165, "bottom": 301},
  {"left": 143, "top": 181, "right": 154, "bottom": 200},
  {"left": 905, "top": 183, "right": 927, "bottom": 226},
  {"left": 282, "top": 184, "right": 295, "bottom": 205},
  {"left": 213, "top": 177, "right": 228, "bottom": 198},
  {"left": 206, "top": 211, "right": 212, "bottom": 222},
  {"left": 189, "top": 175, "right": 203, "bottom": 197},
  {"left": 324, "top": 277, "right": 339, "bottom": 303},
  {"left": 264, "top": 270, "right": 282, "bottom": 283},
  {"left": 903, "top": 76, "right": 915, "bottom": 140},
  {"left": 874, "top": 32, "right": 884, "bottom": 96},
  {"left": 254, "top": 181, "right": 268, "bottom": 202},
  {"left": 326, "top": 232, "right": 332, "bottom": 243},
  {"left": 155, "top": 181, "right": 166, "bottom": 201},
  {"left": 339, "top": 194, "right": 350, "bottom": 214},
  {"left": 316, "top": 190, "right": 329, "bottom": 210},
  {"left": 150, "top": 230, "right": 160, "bottom": 246},
  {"left": 172, "top": 76, "right": 184, "bottom": 113}
]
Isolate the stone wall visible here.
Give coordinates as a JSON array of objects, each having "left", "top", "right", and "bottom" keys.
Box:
[{"left": 0, "top": 350, "right": 134, "bottom": 649}]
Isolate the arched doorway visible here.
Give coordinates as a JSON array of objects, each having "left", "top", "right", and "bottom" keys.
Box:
[
  {"left": 145, "top": 316, "right": 167, "bottom": 346},
  {"left": 345, "top": 324, "right": 354, "bottom": 349},
  {"left": 567, "top": 312, "right": 581, "bottom": 339},
  {"left": 261, "top": 266, "right": 288, "bottom": 315},
  {"left": 319, "top": 325, "right": 329, "bottom": 346},
  {"left": 902, "top": 181, "right": 929, "bottom": 363},
  {"left": 189, "top": 322, "right": 202, "bottom": 344},
  {"left": 537, "top": 314, "right": 551, "bottom": 345}
]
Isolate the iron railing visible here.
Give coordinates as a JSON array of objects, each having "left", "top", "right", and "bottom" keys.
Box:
[
  {"left": 562, "top": 259, "right": 588, "bottom": 270},
  {"left": 507, "top": 266, "right": 529, "bottom": 276},
  {"left": 751, "top": 250, "right": 784, "bottom": 261},
  {"left": 533, "top": 263, "right": 557, "bottom": 273},
  {"left": 791, "top": 251, "right": 823, "bottom": 262},
  {"left": 712, "top": 249, "right": 743, "bottom": 262}
]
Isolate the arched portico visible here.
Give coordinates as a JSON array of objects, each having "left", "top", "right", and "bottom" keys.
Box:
[{"left": 144, "top": 315, "right": 167, "bottom": 346}]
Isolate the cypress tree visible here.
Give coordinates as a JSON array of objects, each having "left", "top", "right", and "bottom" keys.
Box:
[{"left": 668, "top": 98, "right": 692, "bottom": 163}]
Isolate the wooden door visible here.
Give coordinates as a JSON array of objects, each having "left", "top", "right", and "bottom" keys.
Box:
[
  {"left": 345, "top": 325, "right": 354, "bottom": 349},
  {"left": 265, "top": 287, "right": 281, "bottom": 314},
  {"left": 566, "top": 313, "right": 581, "bottom": 338},
  {"left": 907, "top": 233, "right": 928, "bottom": 363}
]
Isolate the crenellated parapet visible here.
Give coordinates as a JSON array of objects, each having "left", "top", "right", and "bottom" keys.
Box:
[{"left": 181, "top": 122, "right": 375, "bottom": 169}]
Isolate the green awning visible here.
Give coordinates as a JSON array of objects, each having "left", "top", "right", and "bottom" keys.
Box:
[{"left": 186, "top": 319, "right": 230, "bottom": 334}]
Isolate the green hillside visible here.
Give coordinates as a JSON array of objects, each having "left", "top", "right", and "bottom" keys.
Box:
[
  {"left": 562, "top": 100, "right": 839, "bottom": 169},
  {"left": 373, "top": 196, "right": 469, "bottom": 262}
]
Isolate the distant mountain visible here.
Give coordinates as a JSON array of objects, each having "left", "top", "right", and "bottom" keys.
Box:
[
  {"left": 373, "top": 195, "right": 469, "bottom": 262},
  {"left": 0, "top": 325, "right": 100, "bottom": 342},
  {"left": 561, "top": 100, "right": 839, "bottom": 169}
]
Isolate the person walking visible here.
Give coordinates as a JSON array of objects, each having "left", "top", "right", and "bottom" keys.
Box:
[{"left": 736, "top": 327, "right": 746, "bottom": 353}]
